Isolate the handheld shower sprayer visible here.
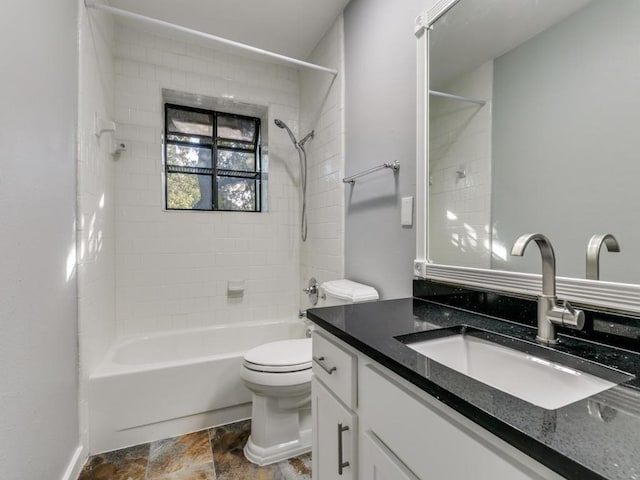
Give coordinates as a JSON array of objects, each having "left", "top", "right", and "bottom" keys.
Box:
[
  {"left": 274, "top": 119, "right": 314, "bottom": 148},
  {"left": 274, "top": 119, "right": 314, "bottom": 242},
  {"left": 274, "top": 118, "right": 298, "bottom": 146}
]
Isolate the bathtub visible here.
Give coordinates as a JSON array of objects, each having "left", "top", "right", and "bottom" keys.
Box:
[{"left": 89, "top": 319, "right": 306, "bottom": 454}]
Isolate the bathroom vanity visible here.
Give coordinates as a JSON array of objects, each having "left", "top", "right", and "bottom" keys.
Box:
[{"left": 307, "top": 297, "right": 640, "bottom": 480}]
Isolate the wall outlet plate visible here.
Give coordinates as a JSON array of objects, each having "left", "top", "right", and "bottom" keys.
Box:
[{"left": 401, "top": 196, "right": 414, "bottom": 227}]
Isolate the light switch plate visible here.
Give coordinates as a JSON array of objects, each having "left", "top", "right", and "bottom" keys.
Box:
[{"left": 401, "top": 196, "right": 414, "bottom": 227}]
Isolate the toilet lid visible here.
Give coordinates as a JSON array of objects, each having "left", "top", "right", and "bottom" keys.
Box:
[
  {"left": 244, "top": 338, "right": 312, "bottom": 373},
  {"left": 321, "top": 279, "right": 379, "bottom": 302}
]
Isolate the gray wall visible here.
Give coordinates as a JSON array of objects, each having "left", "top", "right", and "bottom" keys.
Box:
[
  {"left": 0, "top": 0, "right": 80, "bottom": 477},
  {"left": 491, "top": 1, "right": 640, "bottom": 283},
  {"left": 344, "top": 0, "right": 433, "bottom": 298}
]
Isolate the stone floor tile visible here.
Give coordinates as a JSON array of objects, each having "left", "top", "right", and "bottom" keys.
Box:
[
  {"left": 276, "top": 453, "right": 312, "bottom": 480},
  {"left": 79, "top": 420, "right": 311, "bottom": 480},
  {"left": 78, "top": 443, "right": 149, "bottom": 480},
  {"left": 210, "top": 420, "right": 277, "bottom": 479},
  {"left": 147, "top": 430, "right": 214, "bottom": 479},
  {"left": 146, "top": 462, "right": 215, "bottom": 480},
  {"left": 209, "top": 420, "right": 311, "bottom": 480}
]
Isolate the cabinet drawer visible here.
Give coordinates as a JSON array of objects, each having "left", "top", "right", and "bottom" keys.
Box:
[{"left": 312, "top": 330, "right": 357, "bottom": 408}]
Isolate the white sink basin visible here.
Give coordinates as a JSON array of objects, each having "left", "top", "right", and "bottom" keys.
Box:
[{"left": 398, "top": 326, "right": 633, "bottom": 410}]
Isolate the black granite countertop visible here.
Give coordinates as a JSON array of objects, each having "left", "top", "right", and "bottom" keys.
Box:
[{"left": 306, "top": 297, "right": 640, "bottom": 480}]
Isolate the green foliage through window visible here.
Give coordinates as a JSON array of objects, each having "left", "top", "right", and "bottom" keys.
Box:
[{"left": 164, "top": 104, "right": 262, "bottom": 212}]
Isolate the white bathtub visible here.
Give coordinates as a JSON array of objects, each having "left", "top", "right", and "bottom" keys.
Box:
[{"left": 89, "top": 319, "right": 306, "bottom": 454}]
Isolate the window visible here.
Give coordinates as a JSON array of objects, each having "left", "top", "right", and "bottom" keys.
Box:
[{"left": 164, "top": 104, "right": 262, "bottom": 212}]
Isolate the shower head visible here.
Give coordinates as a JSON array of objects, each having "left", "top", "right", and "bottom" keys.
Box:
[{"left": 274, "top": 118, "right": 298, "bottom": 146}]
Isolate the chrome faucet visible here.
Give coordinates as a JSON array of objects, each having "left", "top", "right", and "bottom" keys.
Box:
[
  {"left": 586, "top": 234, "right": 620, "bottom": 280},
  {"left": 511, "top": 233, "right": 585, "bottom": 344}
]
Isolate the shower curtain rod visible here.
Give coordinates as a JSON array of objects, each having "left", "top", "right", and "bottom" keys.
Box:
[{"left": 84, "top": 0, "right": 339, "bottom": 77}]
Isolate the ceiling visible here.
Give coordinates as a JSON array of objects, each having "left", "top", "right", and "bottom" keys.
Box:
[
  {"left": 430, "top": 0, "right": 592, "bottom": 88},
  {"left": 108, "top": 0, "right": 351, "bottom": 60}
]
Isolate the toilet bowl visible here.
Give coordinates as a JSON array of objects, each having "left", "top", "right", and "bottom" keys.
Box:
[
  {"left": 240, "top": 279, "right": 378, "bottom": 466},
  {"left": 240, "top": 338, "right": 313, "bottom": 466}
]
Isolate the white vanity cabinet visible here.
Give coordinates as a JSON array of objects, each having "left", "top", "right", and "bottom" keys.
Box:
[
  {"left": 312, "top": 328, "right": 565, "bottom": 480},
  {"left": 361, "top": 430, "right": 420, "bottom": 480},
  {"left": 312, "top": 331, "right": 358, "bottom": 480},
  {"left": 359, "top": 364, "right": 564, "bottom": 480},
  {"left": 312, "top": 377, "right": 357, "bottom": 480}
]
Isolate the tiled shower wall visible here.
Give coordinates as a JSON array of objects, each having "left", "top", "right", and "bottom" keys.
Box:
[
  {"left": 77, "top": 2, "right": 116, "bottom": 449},
  {"left": 299, "top": 16, "right": 346, "bottom": 307},
  {"left": 429, "top": 61, "right": 493, "bottom": 269},
  {"left": 113, "top": 23, "right": 302, "bottom": 335}
]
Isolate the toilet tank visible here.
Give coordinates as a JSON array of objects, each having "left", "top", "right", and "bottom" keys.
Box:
[{"left": 317, "top": 279, "right": 379, "bottom": 307}]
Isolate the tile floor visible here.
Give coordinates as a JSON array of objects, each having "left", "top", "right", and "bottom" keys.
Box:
[{"left": 78, "top": 420, "right": 312, "bottom": 480}]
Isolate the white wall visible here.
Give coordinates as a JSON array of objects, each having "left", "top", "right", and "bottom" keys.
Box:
[
  {"left": 429, "top": 62, "right": 493, "bottom": 268},
  {"left": 343, "top": 0, "right": 436, "bottom": 298},
  {"left": 77, "top": 2, "right": 116, "bottom": 451},
  {"left": 113, "top": 23, "right": 302, "bottom": 335},
  {"left": 0, "top": 0, "right": 81, "bottom": 478},
  {"left": 299, "top": 15, "right": 346, "bottom": 306}
]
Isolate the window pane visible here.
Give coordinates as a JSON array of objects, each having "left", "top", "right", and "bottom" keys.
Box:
[
  {"left": 217, "top": 115, "right": 257, "bottom": 143},
  {"left": 167, "top": 173, "right": 212, "bottom": 210},
  {"left": 167, "top": 107, "right": 213, "bottom": 138},
  {"left": 167, "top": 144, "right": 212, "bottom": 169},
  {"left": 167, "top": 134, "right": 207, "bottom": 145},
  {"left": 217, "top": 149, "right": 256, "bottom": 171},
  {"left": 217, "top": 139, "right": 255, "bottom": 150},
  {"left": 217, "top": 177, "right": 256, "bottom": 211}
]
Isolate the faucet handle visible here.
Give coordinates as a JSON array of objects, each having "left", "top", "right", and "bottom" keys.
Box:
[
  {"left": 303, "top": 277, "right": 319, "bottom": 306},
  {"left": 559, "top": 300, "right": 585, "bottom": 330}
]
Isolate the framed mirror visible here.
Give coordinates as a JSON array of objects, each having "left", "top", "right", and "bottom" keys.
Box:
[{"left": 415, "top": 0, "right": 640, "bottom": 312}]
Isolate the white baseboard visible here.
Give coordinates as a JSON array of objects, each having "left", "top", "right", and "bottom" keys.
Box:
[{"left": 61, "top": 445, "right": 86, "bottom": 480}]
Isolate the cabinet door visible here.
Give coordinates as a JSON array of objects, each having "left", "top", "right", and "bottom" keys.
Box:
[
  {"left": 361, "top": 430, "right": 420, "bottom": 480},
  {"left": 360, "top": 364, "right": 564, "bottom": 480},
  {"left": 312, "top": 377, "right": 357, "bottom": 480}
]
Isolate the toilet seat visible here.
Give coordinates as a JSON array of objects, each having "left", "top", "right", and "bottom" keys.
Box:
[
  {"left": 243, "top": 361, "right": 311, "bottom": 373},
  {"left": 241, "top": 338, "right": 312, "bottom": 388},
  {"left": 243, "top": 338, "right": 312, "bottom": 373}
]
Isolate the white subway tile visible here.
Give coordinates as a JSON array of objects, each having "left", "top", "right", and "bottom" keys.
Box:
[{"left": 110, "top": 21, "right": 345, "bottom": 335}]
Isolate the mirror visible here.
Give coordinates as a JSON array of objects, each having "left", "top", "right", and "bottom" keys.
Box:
[{"left": 428, "top": 0, "right": 640, "bottom": 284}]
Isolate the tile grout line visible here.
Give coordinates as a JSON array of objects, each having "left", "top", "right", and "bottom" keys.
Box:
[
  {"left": 144, "top": 442, "right": 151, "bottom": 480},
  {"left": 207, "top": 428, "right": 218, "bottom": 480},
  {"left": 209, "top": 427, "right": 217, "bottom": 479}
]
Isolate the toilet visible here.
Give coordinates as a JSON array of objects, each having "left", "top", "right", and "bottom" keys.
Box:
[{"left": 240, "top": 279, "right": 379, "bottom": 466}]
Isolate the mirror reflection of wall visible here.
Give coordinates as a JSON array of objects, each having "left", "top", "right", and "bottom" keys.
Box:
[
  {"left": 428, "top": 0, "right": 640, "bottom": 284},
  {"left": 429, "top": 62, "right": 492, "bottom": 269}
]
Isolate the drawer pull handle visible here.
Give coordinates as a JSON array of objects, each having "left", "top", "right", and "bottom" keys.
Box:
[
  {"left": 313, "top": 356, "right": 337, "bottom": 375},
  {"left": 338, "top": 423, "right": 350, "bottom": 475}
]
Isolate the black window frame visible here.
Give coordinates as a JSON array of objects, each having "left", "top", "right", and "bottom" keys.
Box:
[{"left": 163, "top": 103, "right": 262, "bottom": 212}]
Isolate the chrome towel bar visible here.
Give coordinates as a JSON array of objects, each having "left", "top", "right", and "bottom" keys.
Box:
[{"left": 342, "top": 160, "right": 400, "bottom": 185}]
